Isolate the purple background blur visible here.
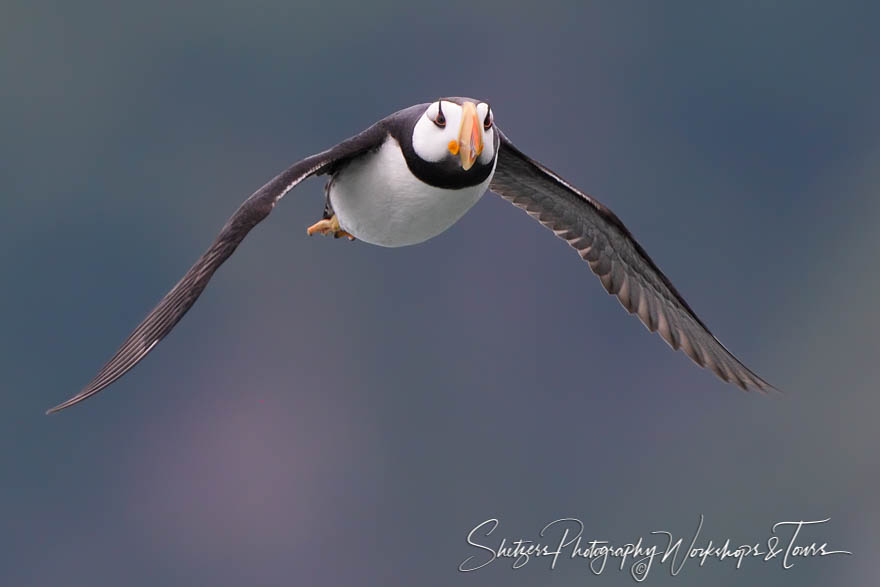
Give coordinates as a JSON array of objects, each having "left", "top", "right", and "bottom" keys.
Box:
[{"left": 2, "top": 1, "right": 878, "bottom": 585}]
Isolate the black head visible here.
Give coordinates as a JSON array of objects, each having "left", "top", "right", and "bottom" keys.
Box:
[{"left": 391, "top": 97, "right": 499, "bottom": 190}]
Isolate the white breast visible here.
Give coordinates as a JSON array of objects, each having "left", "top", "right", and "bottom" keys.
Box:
[{"left": 329, "top": 136, "right": 495, "bottom": 247}]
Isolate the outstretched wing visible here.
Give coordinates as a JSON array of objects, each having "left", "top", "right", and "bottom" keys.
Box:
[
  {"left": 48, "top": 124, "right": 387, "bottom": 414},
  {"left": 489, "top": 129, "right": 775, "bottom": 392}
]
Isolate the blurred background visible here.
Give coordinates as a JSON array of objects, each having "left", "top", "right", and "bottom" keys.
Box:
[{"left": 2, "top": 1, "right": 877, "bottom": 585}]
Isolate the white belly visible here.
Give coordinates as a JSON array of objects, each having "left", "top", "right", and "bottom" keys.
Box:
[{"left": 329, "top": 136, "right": 495, "bottom": 247}]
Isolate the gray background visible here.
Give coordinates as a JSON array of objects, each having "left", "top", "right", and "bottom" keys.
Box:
[{"left": 2, "top": 1, "right": 877, "bottom": 585}]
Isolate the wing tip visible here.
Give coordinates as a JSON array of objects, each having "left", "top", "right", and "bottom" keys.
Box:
[
  {"left": 46, "top": 383, "right": 103, "bottom": 415},
  {"left": 45, "top": 402, "right": 68, "bottom": 415},
  {"left": 45, "top": 393, "right": 85, "bottom": 415},
  {"left": 722, "top": 364, "right": 779, "bottom": 395},
  {"left": 752, "top": 377, "right": 782, "bottom": 395}
]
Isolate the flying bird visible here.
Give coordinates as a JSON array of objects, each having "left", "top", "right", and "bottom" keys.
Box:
[{"left": 47, "top": 98, "right": 774, "bottom": 413}]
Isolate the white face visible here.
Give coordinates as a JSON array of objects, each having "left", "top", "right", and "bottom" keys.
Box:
[{"left": 411, "top": 100, "right": 496, "bottom": 168}]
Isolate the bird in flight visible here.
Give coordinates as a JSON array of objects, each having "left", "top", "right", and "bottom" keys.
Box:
[{"left": 47, "top": 97, "right": 774, "bottom": 413}]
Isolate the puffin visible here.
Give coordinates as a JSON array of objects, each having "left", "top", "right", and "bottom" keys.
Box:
[{"left": 47, "top": 97, "right": 775, "bottom": 413}]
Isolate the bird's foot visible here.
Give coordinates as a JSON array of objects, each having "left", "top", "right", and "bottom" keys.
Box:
[{"left": 306, "top": 215, "right": 355, "bottom": 240}]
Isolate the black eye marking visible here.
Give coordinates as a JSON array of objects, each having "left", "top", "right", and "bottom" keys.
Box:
[
  {"left": 483, "top": 106, "right": 493, "bottom": 130},
  {"left": 434, "top": 101, "right": 446, "bottom": 128}
]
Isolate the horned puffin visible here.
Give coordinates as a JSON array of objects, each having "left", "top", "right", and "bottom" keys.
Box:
[{"left": 47, "top": 97, "right": 774, "bottom": 413}]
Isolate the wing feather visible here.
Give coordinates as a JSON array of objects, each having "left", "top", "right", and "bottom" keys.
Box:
[
  {"left": 489, "top": 129, "right": 775, "bottom": 392},
  {"left": 47, "top": 125, "right": 387, "bottom": 413}
]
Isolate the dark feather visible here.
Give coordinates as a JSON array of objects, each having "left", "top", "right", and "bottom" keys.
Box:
[
  {"left": 489, "top": 129, "right": 775, "bottom": 392},
  {"left": 47, "top": 123, "right": 388, "bottom": 413}
]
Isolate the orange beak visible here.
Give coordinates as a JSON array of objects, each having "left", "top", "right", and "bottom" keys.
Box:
[{"left": 449, "top": 101, "right": 483, "bottom": 170}]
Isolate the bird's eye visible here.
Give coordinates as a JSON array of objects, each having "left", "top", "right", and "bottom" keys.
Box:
[
  {"left": 483, "top": 108, "right": 493, "bottom": 130},
  {"left": 434, "top": 101, "right": 446, "bottom": 128}
]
